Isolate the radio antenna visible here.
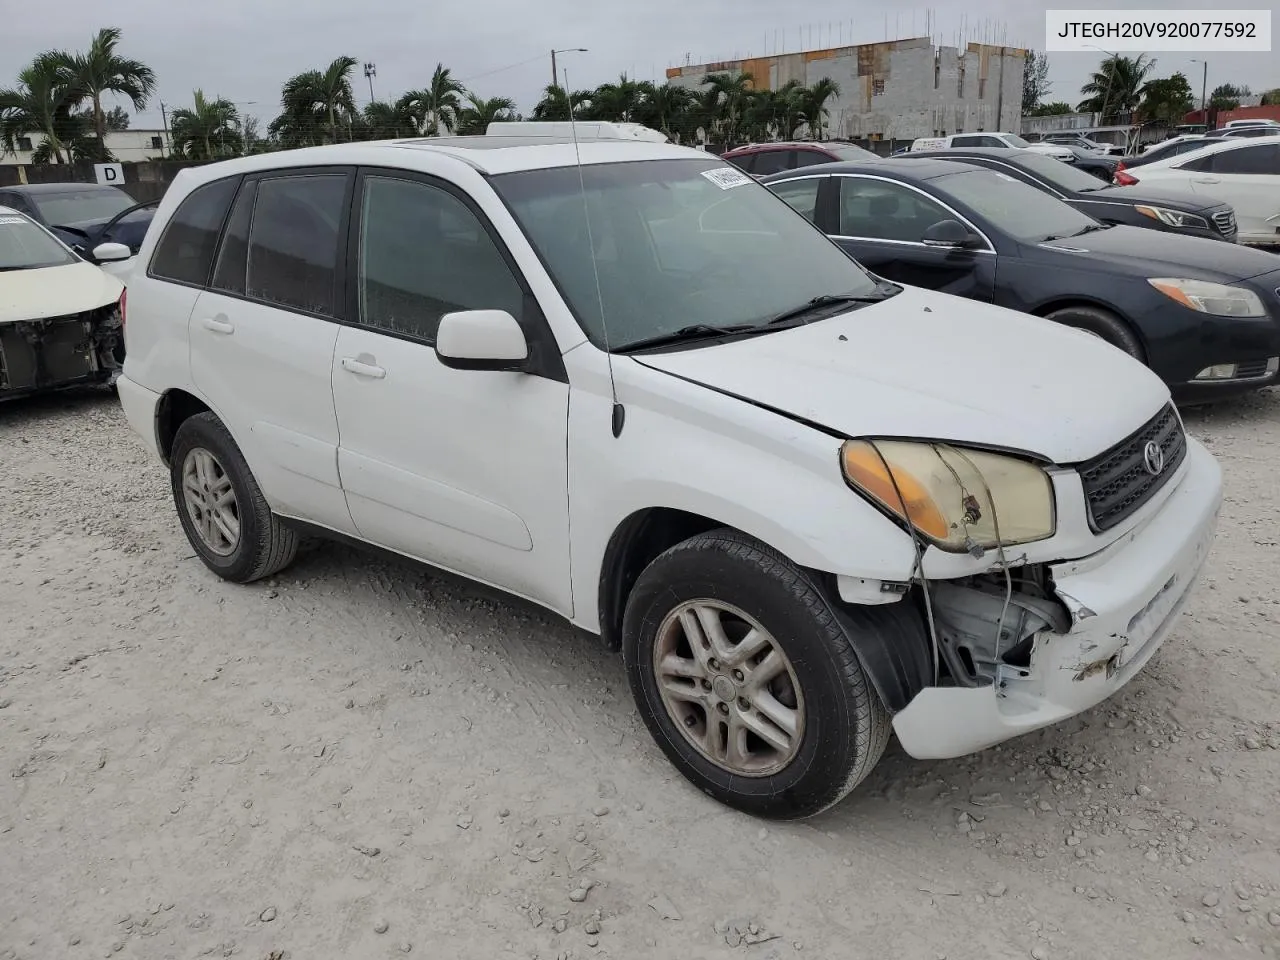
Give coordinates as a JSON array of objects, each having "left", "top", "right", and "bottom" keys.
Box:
[{"left": 564, "top": 67, "right": 625, "bottom": 437}]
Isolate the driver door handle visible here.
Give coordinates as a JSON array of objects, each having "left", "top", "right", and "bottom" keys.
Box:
[
  {"left": 200, "top": 316, "right": 234, "bottom": 335},
  {"left": 341, "top": 356, "right": 386, "bottom": 379},
  {"left": 1193, "top": 176, "right": 1220, "bottom": 184}
]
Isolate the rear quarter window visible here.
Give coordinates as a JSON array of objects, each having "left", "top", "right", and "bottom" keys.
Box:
[{"left": 149, "top": 177, "right": 240, "bottom": 286}]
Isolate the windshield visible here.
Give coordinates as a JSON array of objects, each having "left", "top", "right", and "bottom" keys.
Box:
[
  {"left": 829, "top": 143, "right": 879, "bottom": 161},
  {"left": 1011, "top": 152, "right": 1110, "bottom": 192},
  {"left": 1004, "top": 134, "right": 1032, "bottom": 148},
  {"left": 931, "top": 169, "right": 1097, "bottom": 243},
  {"left": 491, "top": 158, "right": 880, "bottom": 349},
  {"left": 31, "top": 187, "right": 134, "bottom": 226},
  {"left": 0, "top": 214, "right": 78, "bottom": 270}
]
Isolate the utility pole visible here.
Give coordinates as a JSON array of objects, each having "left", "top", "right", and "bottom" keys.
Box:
[
  {"left": 159, "top": 100, "right": 170, "bottom": 158},
  {"left": 364, "top": 63, "right": 377, "bottom": 104},
  {"left": 551, "top": 48, "right": 588, "bottom": 93},
  {"left": 1192, "top": 59, "right": 1208, "bottom": 124}
]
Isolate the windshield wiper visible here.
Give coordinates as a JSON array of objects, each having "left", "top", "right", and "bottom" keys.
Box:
[
  {"left": 764, "top": 289, "right": 897, "bottom": 327},
  {"left": 614, "top": 322, "right": 770, "bottom": 353},
  {"left": 1042, "top": 222, "right": 1112, "bottom": 242}
]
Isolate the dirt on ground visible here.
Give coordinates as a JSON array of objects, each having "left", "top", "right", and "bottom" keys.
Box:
[{"left": 1, "top": 387, "right": 1278, "bottom": 960}]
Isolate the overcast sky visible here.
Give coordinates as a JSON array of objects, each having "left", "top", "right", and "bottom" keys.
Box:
[{"left": 2, "top": 0, "right": 1275, "bottom": 130}]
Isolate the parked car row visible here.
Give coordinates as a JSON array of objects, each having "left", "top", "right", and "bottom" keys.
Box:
[{"left": 0, "top": 182, "right": 155, "bottom": 276}]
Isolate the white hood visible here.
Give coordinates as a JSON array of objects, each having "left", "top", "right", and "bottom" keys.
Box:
[
  {"left": 0, "top": 261, "right": 123, "bottom": 324},
  {"left": 632, "top": 285, "right": 1170, "bottom": 464}
]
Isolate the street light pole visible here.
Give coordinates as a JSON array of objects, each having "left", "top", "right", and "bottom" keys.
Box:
[
  {"left": 550, "top": 48, "right": 589, "bottom": 119},
  {"left": 364, "top": 63, "right": 377, "bottom": 104},
  {"left": 1191, "top": 58, "right": 1208, "bottom": 122}
]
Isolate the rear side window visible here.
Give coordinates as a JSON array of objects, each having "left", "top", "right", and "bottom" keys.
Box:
[
  {"left": 245, "top": 174, "right": 347, "bottom": 316},
  {"left": 211, "top": 181, "right": 255, "bottom": 295},
  {"left": 725, "top": 153, "right": 755, "bottom": 174},
  {"left": 149, "top": 177, "right": 238, "bottom": 285},
  {"left": 751, "top": 150, "right": 794, "bottom": 176},
  {"left": 1204, "top": 144, "right": 1280, "bottom": 175}
]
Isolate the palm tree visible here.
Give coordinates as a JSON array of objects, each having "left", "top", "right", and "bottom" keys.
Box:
[
  {"left": 170, "top": 90, "right": 241, "bottom": 160},
  {"left": 701, "top": 72, "right": 754, "bottom": 147},
  {"left": 362, "top": 100, "right": 417, "bottom": 140},
  {"left": 454, "top": 93, "right": 517, "bottom": 134},
  {"left": 0, "top": 52, "right": 81, "bottom": 164},
  {"left": 589, "top": 74, "right": 644, "bottom": 122},
  {"left": 531, "top": 84, "right": 593, "bottom": 121},
  {"left": 57, "top": 27, "right": 155, "bottom": 144},
  {"left": 280, "top": 56, "right": 358, "bottom": 144},
  {"left": 634, "top": 82, "right": 695, "bottom": 141},
  {"left": 399, "top": 64, "right": 467, "bottom": 135},
  {"left": 800, "top": 78, "right": 841, "bottom": 140},
  {"left": 1077, "top": 54, "right": 1156, "bottom": 118}
]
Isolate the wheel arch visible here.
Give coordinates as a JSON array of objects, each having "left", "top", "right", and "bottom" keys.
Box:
[
  {"left": 1030, "top": 297, "right": 1148, "bottom": 355},
  {"left": 155, "top": 388, "right": 213, "bottom": 466}
]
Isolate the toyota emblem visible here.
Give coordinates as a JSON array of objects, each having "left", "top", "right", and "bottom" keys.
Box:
[{"left": 1143, "top": 440, "right": 1165, "bottom": 476}]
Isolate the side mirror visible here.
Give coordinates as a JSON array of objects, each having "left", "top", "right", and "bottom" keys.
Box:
[
  {"left": 435, "top": 309, "right": 529, "bottom": 372},
  {"left": 92, "top": 241, "right": 132, "bottom": 262},
  {"left": 921, "top": 219, "right": 981, "bottom": 249}
]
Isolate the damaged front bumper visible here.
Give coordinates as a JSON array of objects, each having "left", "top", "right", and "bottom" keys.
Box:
[
  {"left": 0, "top": 304, "right": 124, "bottom": 401},
  {"left": 892, "top": 437, "right": 1222, "bottom": 760}
]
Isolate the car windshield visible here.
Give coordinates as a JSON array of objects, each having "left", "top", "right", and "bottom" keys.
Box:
[
  {"left": 0, "top": 213, "right": 78, "bottom": 270},
  {"left": 31, "top": 187, "right": 134, "bottom": 226},
  {"left": 829, "top": 143, "right": 879, "bottom": 160},
  {"left": 1012, "top": 152, "right": 1110, "bottom": 192},
  {"left": 491, "top": 158, "right": 881, "bottom": 349},
  {"left": 932, "top": 169, "right": 1098, "bottom": 243},
  {"left": 1004, "top": 134, "right": 1032, "bottom": 148}
]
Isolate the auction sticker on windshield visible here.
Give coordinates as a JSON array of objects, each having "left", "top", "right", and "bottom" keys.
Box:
[
  {"left": 0, "top": 217, "right": 25, "bottom": 225},
  {"left": 701, "top": 167, "right": 752, "bottom": 190}
]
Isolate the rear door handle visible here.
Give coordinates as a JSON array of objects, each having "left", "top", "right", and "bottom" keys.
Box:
[
  {"left": 200, "top": 317, "right": 234, "bottom": 334},
  {"left": 341, "top": 356, "right": 386, "bottom": 379},
  {"left": 1193, "top": 177, "right": 1220, "bottom": 184}
]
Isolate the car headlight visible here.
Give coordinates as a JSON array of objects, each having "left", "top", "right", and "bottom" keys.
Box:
[
  {"left": 1134, "top": 205, "right": 1209, "bottom": 230},
  {"left": 1147, "top": 278, "right": 1266, "bottom": 318},
  {"left": 840, "top": 440, "right": 1056, "bottom": 552}
]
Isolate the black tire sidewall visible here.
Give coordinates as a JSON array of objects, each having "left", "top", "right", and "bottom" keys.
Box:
[
  {"left": 169, "top": 414, "right": 267, "bottom": 582},
  {"left": 1047, "top": 306, "right": 1144, "bottom": 360},
  {"left": 623, "top": 536, "right": 879, "bottom": 819}
]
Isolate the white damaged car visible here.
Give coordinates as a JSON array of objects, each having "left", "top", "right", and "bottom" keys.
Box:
[
  {"left": 1, "top": 206, "right": 125, "bottom": 400},
  {"left": 115, "top": 138, "right": 1222, "bottom": 818}
]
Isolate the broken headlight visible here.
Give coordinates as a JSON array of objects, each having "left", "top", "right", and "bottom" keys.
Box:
[{"left": 840, "top": 440, "right": 1056, "bottom": 552}]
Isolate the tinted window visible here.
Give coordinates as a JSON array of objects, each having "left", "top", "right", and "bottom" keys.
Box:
[
  {"left": 770, "top": 177, "right": 822, "bottom": 221},
  {"left": 212, "top": 182, "right": 255, "bottom": 295},
  {"left": 751, "top": 150, "right": 793, "bottom": 175},
  {"left": 998, "top": 153, "right": 1105, "bottom": 192},
  {"left": 951, "top": 135, "right": 984, "bottom": 147},
  {"left": 1207, "top": 144, "right": 1280, "bottom": 175},
  {"left": 246, "top": 174, "right": 346, "bottom": 316},
  {"left": 150, "top": 178, "right": 239, "bottom": 285},
  {"left": 492, "top": 159, "right": 879, "bottom": 349},
  {"left": 358, "top": 176, "right": 523, "bottom": 342},
  {"left": 837, "top": 177, "right": 952, "bottom": 241},
  {"left": 30, "top": 186, "right": 134, "bottom": 225},
  {"left": 725, "top": 153, "right": 755, "bottom": 174},
  {"left": 934, "top": 169, "right": 1095, "bottom": 242}
]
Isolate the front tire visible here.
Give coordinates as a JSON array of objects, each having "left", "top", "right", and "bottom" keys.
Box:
[
  {"left": 622, "top": 528, "right": 892, "bottom": 819},
  {"left": 170, "top": 412, "right": 298, "bottom": 583},
  {"left": 1045, "top": 304, "right": 1145, "bottom": 360}
]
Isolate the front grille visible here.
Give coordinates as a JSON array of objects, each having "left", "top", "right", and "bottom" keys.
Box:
[
  {"left": 1211, "top": 209, "right": 1237, "bottom": 240},
  {"left": 1078, "top": 404, "right": 1186, "bottom": 533}
]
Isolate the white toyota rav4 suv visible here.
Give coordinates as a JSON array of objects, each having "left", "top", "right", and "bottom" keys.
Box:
[{"left": 117, "top": 136, "right": 1222, "bottom": 818}]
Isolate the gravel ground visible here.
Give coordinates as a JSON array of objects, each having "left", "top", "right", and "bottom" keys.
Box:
[{"left": 1, "top": 386, "right": 1279, "bottom": 960}]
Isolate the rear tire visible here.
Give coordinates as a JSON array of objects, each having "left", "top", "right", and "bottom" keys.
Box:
[
  {"left": 170, "top": 412, "right": 298, "bottom": 584},
  {"left": 622, "top": 528, "right": 892, "bottom": 819},
  {"left": 1045, "top": 304, "right": 1144, "bottom": 360}
]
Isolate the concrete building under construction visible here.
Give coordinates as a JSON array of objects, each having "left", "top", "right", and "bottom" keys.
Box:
[{"left": 666, "top": 38, "right": 1026, "bottom": 142}]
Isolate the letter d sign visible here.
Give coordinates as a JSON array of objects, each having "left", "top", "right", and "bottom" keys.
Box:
[{"left": 94, "top": 162, "right": 124, "bottom": 185}]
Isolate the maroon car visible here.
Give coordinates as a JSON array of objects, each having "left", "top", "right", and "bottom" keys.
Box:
[{"left": 721, "top": 140, "right": 879, "bottom": 177}]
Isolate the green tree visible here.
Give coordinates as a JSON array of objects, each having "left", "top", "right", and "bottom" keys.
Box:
[
  {"left": 1139, "top": 73, "right": 1194, "bottom": 123},
  {"left": 701, "top": 71, "right": 754, "bottom": 146},
  {"left": 799, "top": 77, "right": 841, "bottom": 140},
  {"left": 1022, "top": 50, "right": 1051, "bottom": 114},
  {"left": 0, "top": 52, "right": 82, "bottom": 164},
  {"left": 399, "top": 63, "right": 467, "bottom": 135},
  {"left": 531, "top": 84, "right": 592, "bottom": 121},
  {"left": 104, "top": 104, "right": 130, "bottom": 130},
  {"left": 1261, "top": 88, "right": 1280, "bottom": 106},
  {"left": 170, "top": 89, "right": 241, "bottom": 160},
  {"left": 57, "top": 27, "right": 155, "bottom": 145},
  {"left": 634, "top": 82, "right": 697, "bottom": 141},
  {"left": 587, "top": 74, "right": 644, "bottom": 121},
  {"left": 1209, "top": 83, "right": 1250, "bottom": 110},
  {"left": 453, "top": 93, "right": 517, "bottom": 134},
  {"left": 1029, "top": 101, "right": 1073, "bottom": 116},
  {"left": 278, "top": 56, "right": 358, "bottom": 145},
  {"left": 361, "top": 99, "right": 417, "bottom": 139},
  {"left": 1077, "top": 54, "right": 1156, "bottom": 118}
]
